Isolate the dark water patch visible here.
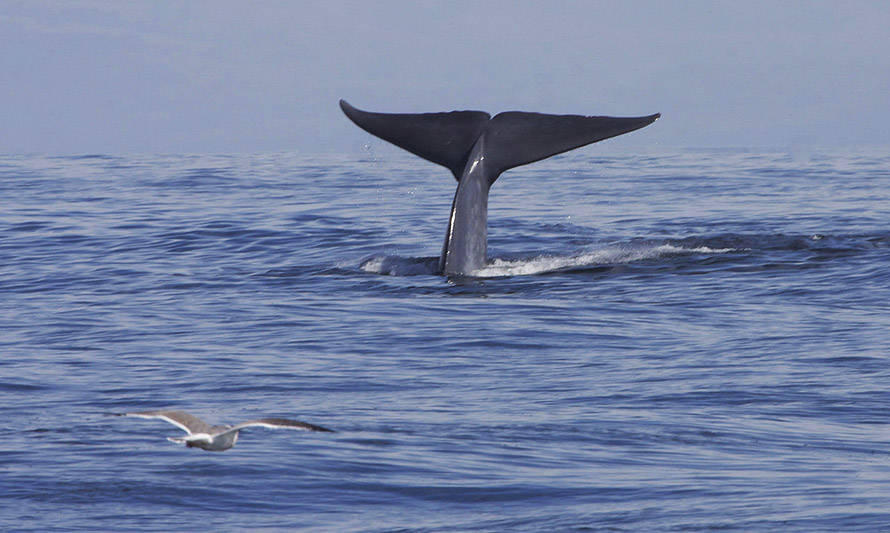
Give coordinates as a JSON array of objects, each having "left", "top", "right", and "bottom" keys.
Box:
[
  {"left": 62, "top": 154, "right": 115, "bottom": 161},
  {"left": 0, "top": 381, "right": 49, "bottom": 392},
  {"left": 148, "top": 167, "right": 239, "bottom": 190},
  {"left": 5, "top": 220, "right": 54, "bottom": 233}
]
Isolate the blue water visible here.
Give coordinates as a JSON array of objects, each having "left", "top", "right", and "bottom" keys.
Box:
[{"left": 1, "top": 148, "right": 889, "bottom": 531}]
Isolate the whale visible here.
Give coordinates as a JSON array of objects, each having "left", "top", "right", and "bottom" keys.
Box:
[{"left": 340, "top": 99, "right": 659, "bottom": 276}]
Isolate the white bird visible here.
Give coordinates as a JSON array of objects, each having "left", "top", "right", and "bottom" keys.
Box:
[{"left": 115, "top": 410, "right": 333, "bottom": 451}]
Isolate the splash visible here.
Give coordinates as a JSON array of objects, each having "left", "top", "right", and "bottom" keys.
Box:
[
  {"left": 473, "top": 243, "right": 737, "bottom": 277},
  {"left": 359, "top": 243, "right": 736, "bottom": 278},
  {"left": 359, "top": 255, "right": 439, "bottom": 276}
]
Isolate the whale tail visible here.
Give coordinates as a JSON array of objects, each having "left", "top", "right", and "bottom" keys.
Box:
[
  {"left": 340, "top": 99, "right": 660, "bottom": 275},
  {"left": 339, "top": 99, "right": 659, "bottom": 183}
]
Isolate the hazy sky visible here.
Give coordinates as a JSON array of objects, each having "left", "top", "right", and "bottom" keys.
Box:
[{"left": 2, "top": 1, "right": 888, "bottom": 154}]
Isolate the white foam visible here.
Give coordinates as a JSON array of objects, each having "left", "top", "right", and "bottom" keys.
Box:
[
  {"left": 472, "top": 244, "right": 736, "bottom": 277},
  {"left": 358, "top": 244, "right": 737, "bottom": 278},
  {"left": 359, "top": 256, "right": 386, "bottom": 273}
]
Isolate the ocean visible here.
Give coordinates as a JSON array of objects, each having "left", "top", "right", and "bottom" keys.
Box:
[{"left": 1, "top": 148, "right": 889, "bottom": 531}]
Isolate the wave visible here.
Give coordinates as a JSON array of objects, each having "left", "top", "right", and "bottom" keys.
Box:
[
  {"left": 357, "top": 232, "right": 888, "bottom": 279},
  {"left": 359, "top": 241, "right": 739, "bottom": 278}
]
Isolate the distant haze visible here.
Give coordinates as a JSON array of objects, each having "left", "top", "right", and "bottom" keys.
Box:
[{"left": 2, "top": 1, "right": 888, "bottom": 154}]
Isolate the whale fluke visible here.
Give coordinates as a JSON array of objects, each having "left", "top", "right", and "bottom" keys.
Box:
[
  {"left": 340, "top": 100, "right": 659, "bottom": 275},
  {"left": 482, "top": 110, "right": 660, "bottom": 180},
  {"left": 340, "top": 99, "right": 490, "bottom": 180}
]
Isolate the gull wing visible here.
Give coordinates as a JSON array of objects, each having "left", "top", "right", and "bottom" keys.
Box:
[
  {"left": 119, "top": 410, "right": 214, "bottom": 435},
  {"left": 218, "top": 417, "right": 334, "bottom": 437}
]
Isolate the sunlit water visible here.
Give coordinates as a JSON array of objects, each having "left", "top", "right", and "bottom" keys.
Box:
[{"left": 1, "top": 148, "right": 889, "bottom": 531}]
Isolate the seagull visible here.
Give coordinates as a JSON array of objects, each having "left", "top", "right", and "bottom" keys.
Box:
[{"left": 114, "top": 410, "right": 334, "bottom": 451}]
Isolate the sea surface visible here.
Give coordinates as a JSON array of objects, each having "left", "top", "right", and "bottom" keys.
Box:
[{"left": 1, "top": 147, "right": 889, "bottom": 531}]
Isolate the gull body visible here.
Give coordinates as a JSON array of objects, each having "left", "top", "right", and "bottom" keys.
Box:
[{"left": 116, "top": 410, "right": 333, "bottom": 451}]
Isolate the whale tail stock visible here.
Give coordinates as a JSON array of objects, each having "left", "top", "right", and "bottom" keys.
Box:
[
  {"left": 339, "top": 99, "right": 659, "bottom": 183},
  {"left": 340, "top": 99, "right": 660, "bottom": 275}
]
